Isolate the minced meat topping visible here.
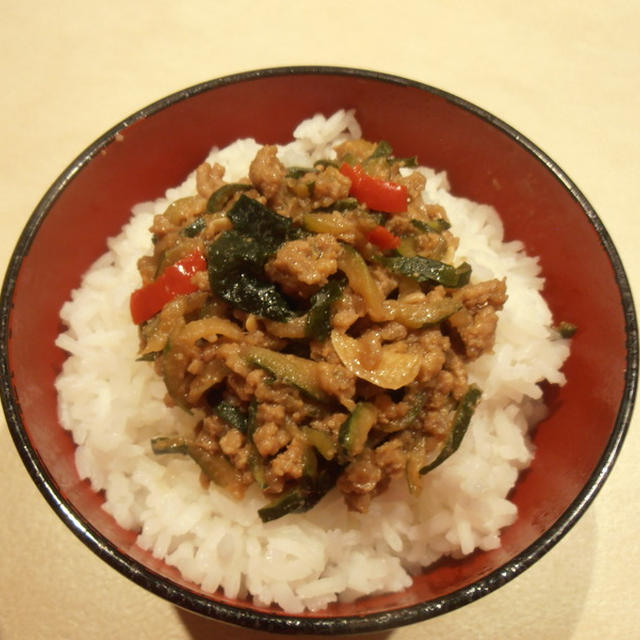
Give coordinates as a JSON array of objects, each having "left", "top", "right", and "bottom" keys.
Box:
[{"left": 131, "top": 138, "right": 506, "bottom": 522}]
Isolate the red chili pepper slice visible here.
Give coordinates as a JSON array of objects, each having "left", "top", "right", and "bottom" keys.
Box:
[
  {"left": 339, "top": 163, "right": 408, "bottom": 214},
  {"left": 130, "top": 249, "right": 207, "bottom": 324},
  {"left": 366, "top": 225, "right": 402, "bottom": 251}
]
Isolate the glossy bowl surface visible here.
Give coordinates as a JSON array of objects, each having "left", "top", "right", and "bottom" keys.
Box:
[{"left": 1, "top": 66, "right": 637, "bottom": 634}]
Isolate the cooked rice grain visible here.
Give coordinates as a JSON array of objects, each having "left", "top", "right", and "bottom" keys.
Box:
[{"left": 55, "top": 110, "right": 570, "bottom": 612}]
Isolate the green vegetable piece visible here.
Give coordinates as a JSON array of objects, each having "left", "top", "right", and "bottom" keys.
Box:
[
  {"left": 257, "top": 460, "right": 341, "bottom": 522},
  {"left": 214, "top": 401, "right": 248, "bottom": 433},
  {"left": 555, "top": 321, "right": 577, "bottom": 338},
  {"left": 206, "top": 183, "right": 251, "bottom": 213},
  {"left": 338, "top": 244, "right": 385, "bottom": 321},
  {"left": 395, "top": 155, "right": 418, "bottom": 168},
  {"left": 302, "top": 444, "right": 318, "bottom": 479},
  {"left": 207, "top": 230, "right": 296, "bottom": 321},
  {"left": 244, "top": 345, "right": 330, "bottom": 403},
  {"left": 305, "top": 277, "right": 345, "bottom": 340},
  {"left": 367, "top": 140, "right": 393, "bottom": 160},
  {"left": 258, "top": 487, "right": 309, "bottom": 522},
  {"left": 302, "top": 426, "right": 337, "bottom": 460},
  {"left": 286, "top": 166, "right": 315, "bottom": 179},
  {"left": 396, "top": 236, "right": 418, "bottom": 258},
  {"left": 151, "top": 435, "right": 189, "bottom": 455},
  {"left": 420, "top": 385, "right": 481, "bottom": 475},
  {"left": 207, "top": 196, "right": 304, "bottom": 319},
  {"left": 331, "top": 197, "right": 359, "bottom": 212},
  {"left": 227, "top": 194, "right": 297, "bottom": 250},
  {"left": 339, "top": 402, "right": 377, "bottom": 459},
  {"left": 411, "top": 218, "right": 451, "bottom": 233},
  {"left": 390, "top": 297, "right": 462, "bottom": 329},
  {"left": 151, "top": 436, "right": 246, "bottom": 496},
  {"left": 383, "top": 255, "right": 471, "bottom": 288},
  {"left": 181, "top": 216, "right": 207, "bottom": 237}
]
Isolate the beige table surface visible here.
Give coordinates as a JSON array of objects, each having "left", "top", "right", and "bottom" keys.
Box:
[{"left": 2, "top": 2, "right": 639, "bottom": 639}]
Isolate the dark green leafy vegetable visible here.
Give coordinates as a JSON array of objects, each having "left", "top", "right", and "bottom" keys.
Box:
[
  {"left": 365, "top": 141, "right": 417, "bottom": 167},
  {"left": 420, "top": 385, "right": 481, "bottom": 475},
  {"left": 331, "top": 197, "right": 359, "bottom": 211},
  {"left": 338, "top": 402, "right": 377, "bottom": 460},
  {"left": 181, "top": 216, "right": 207, "bottom": 237},
  {"left": 227, "top": 194, "right": 298, "bottom": 249},
  {"left": 367, "top": 140, "right": 393, "bottom": 160},
  {"left": 207, "top": 196, "right": 302, "bottom": 320},
  {"left": 382, "top": 255, "right": 471, "bottom": 288},
  {"left": 206, "top": 183, "right": 252, "bottom": 213},
  {"left": 214, "top": 401, "right": 248, "bottom": 433},
  {"left": 313, "top": 159, "right": 339, "bottom": 169},
  {"left": 305, "top": 277, "right": 345, "bottom": 340},
  {"left": 258, "top": 487, "right": 308, "bottom": 522},
  {"left": 257, "top": 460, "right": 341, "bottom": 522},
  {"left": 555, "top": 321, "right": 577, "bottom": 338},
  {"left": 411, "top": 218, "right": 451, "bottom": 233},
  {"left": 208, "top": 231, "right": 297, "bottom": 321},
  {"left": 395, "top": 155, "right": 418, "bottom": 168},
  {"left": 302, "top": 426, "right": 337, "bottom": 460},
  {"left": 286, "top": 166, "right": 314, "bottom": 179}
]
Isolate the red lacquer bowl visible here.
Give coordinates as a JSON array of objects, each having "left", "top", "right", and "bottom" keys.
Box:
[{"left": 1, "top": 67, "right": 637, "bottom": 634}]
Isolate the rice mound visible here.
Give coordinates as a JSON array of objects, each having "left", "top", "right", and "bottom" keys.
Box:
[{"left": 55, "top": 110, "right": 570, "bottom": 613}]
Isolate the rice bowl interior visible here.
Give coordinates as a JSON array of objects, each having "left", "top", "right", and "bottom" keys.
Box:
[
  {"left": 2, "top": 68, "right": 634, "bottom": 633},
  {"left": 54, "top": 110, "right": 570, "bottom": 614}
]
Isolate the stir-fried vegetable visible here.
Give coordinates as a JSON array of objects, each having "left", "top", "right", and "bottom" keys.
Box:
[
  {"left": 366, "top": 225, "right": 401, "bottom": 251},
  {"left": 382, "top": 255, "right": 472, "bottom": 288},
  {"left": 339, "top": 163, "right": 408, "bottom": 214},
  {"left": 130, "top": 250, "right": 207, "bottom": 325},
  {"left": 135, "top": 134, "right": 506, "bottom": 523},
  {"left": 207, "top": 196, "right": 301, "bottom": 321}
]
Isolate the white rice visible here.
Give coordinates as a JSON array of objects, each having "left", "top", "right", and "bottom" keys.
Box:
[{"left": 55, "top": 110, "right": 570, "bottom": 613}]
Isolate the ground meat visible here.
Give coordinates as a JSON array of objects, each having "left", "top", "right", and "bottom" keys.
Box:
[
  {"left": 374, "top": 437, "right": 407, "bottom": 476},
  {"left": 265, "top": 234, "right": 342, "bottom": 298},
  {"left": 370, "top": 263, "right": 399, "bottom": 297},
  {"left": 331, "top": 288, "right": 366, "bottom": 332},
  {"left": 311, "top": 166, "right": 351, "bottom": 206},
  {"left": 421, "top": 406, "right": 455, "bottom": 438},
  {"left": 373, "top": 390, "right": 414, "bottom": 429},
  {"left": 253, "top": 420, "right": 291, "bottom": 458},
  {"left": 448, "top": 306, "right": 500, "bottom": 360},
  {"left": 249, "top": 145, "right": 286, "bottom": 203},
  {"left": 308, "top": 412, "right": 348, "bottom": 435},
  {"left": 447, "top": 279, "right": 507, "bottom": 360},
  {"left": 337, "top": 449, "right": 383, "bottom": 513},
  {"left": 219, "top": 429, "right": 250, "bottom": 471},
  {"left": 409, "top": 328, "right": 450, "bottom": 383},
  {"left": 271, "top": 438, "right": 307, "bottom": 480},
  {"left": 138, "top": 135, "right": 508, "bottom": 519},
  {"left": 316, "top": 361, "right": 357, "bottom": 406},
  {"left": 196, "top": 162, "right": 226, "bottom": 199}
]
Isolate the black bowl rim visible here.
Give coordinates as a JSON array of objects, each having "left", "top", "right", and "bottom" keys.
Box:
[{"left": 1, "top": 65, "right": 638, "bottom": 635}]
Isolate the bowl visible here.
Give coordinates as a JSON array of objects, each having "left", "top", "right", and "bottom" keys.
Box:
[{"left": 1, "top": 66, "right": 637, "bottom": 634}]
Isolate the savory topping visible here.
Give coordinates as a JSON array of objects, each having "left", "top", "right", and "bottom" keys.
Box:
[{"left": 132, "top": 138, "right": 507, "bottom": 521}]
